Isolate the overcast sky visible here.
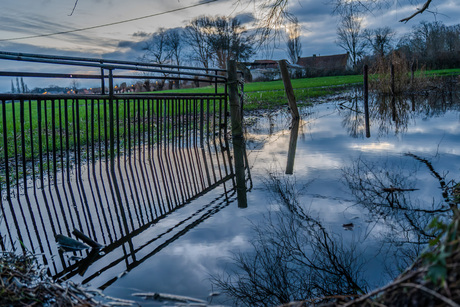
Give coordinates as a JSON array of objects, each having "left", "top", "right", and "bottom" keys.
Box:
[{"left": 0, "top": 0, "right": 459, "bottom": 91}]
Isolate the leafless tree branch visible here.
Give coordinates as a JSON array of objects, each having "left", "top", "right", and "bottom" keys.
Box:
[
  {"left": 400, "top": 0, "right": 433, "bottom": 23},
  {"left": 69, "top": 0, "right": 79, "bottom": 16}
]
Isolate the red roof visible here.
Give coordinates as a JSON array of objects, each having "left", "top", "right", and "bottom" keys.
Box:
[
  {"left": 297, "top": 53, "right": 349, "bottom": 71},
  {"left": 250, "top": 60, "right": 279, "bottom": 69}
]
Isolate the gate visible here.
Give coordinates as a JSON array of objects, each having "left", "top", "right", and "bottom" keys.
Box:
[{"left": 0, "top": 51, "right": 250, "bottom": 285}]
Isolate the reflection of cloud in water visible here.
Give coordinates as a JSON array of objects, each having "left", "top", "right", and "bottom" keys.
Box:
[
  {"left": 170, "top": 235, "right": 251, "bottom": 260},
  {"left": 217, "top": 90, "right": 460, "bottom": 305},
  {"left": 349, "top": 142, "right": 395, "bottom": 152}
]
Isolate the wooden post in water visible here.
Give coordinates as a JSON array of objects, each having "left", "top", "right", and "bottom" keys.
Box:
[
  {"left": 227, "top": 60, "right": 247, "bottom": 208},
  {"left": 363, "top": 64, "right": 371, "bottom": 138},
  {"left": 278, "top": 60, "right": 300, "bottom": 119}
]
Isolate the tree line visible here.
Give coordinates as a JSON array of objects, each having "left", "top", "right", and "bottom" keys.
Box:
[
  {"left": 337, "top": 4, "right": 460, "bottom": 72},
  {"left": 144, "top": 14, "right": 459, "bottom": 80},
  {"left": 141, "top": 15, "right": 255, "bottom": 72}
]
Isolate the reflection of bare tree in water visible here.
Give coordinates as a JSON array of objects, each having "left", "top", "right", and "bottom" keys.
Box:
[
  {"left": 339, "top": 88, "right": 460, "bottom": 138},
  {"left": 373, "top": 95, "right": 412, "bottom": 135},
  {"left": 342, "top": 154, "right": 458, "bottom": 278},
  {"left": 338, "top": 89, "right": 366, "bottom": 138},
  {"left": 212, "top": 174, "right": 368, "bottom": 306}
]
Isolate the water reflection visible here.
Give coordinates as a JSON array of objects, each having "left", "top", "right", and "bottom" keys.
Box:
[
  {"left": 213, "top": 174, "right": 368, "bottom": 306},
  {"left": 285, "top": 119, "right": 300, "bottom": 174},
  {"left": 215, "top": 89, "right": 460, "bottom": 305},
  {"left": 343, "top": 153, "right": 457, "bottom": 278},
  {"left": 339, "top": 90, "right": 460, "bottom": 138},
  {"left": 0, "top": 109, "right": 252, "bottom": 290}
]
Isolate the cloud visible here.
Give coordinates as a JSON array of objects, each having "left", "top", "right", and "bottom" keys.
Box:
[
  {"left": 117, "top": 39, "right": 148, "bottom": 51},
  {"left": 132, "top": 31, "right": 151, "bottom": 37},
  {"left": 290, "top": 0, "right": 333, "bottom": 22}
]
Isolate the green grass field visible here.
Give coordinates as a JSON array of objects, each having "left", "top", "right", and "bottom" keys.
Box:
[
  {"left": 154, "top": 74, "right": 364, "bottom": 110},
  {"left": 0, "top": 97, "right": 225, "bottom": 161},
  {"left": 1, "top": 68, "right": 458, "bottom": 165}
]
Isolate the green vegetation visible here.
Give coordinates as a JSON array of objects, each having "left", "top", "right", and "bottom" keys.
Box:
[
  {"left": 423, "top": 68, "right": 460, "bottom": 77},
  {"left": 1, "top": 68, "right": 457, "bottom": 176},
  {"left": 155, "top": 74, "right": 363, "bottom": 110},
  {"left": 0, "top": 96, "right": 224, "bottom": 188}
]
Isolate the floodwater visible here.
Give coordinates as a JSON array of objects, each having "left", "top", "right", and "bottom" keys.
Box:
[
  {"left": 102, "top": 89, "right": 460, "bottom": 305},
  {"left": 2, "top": 88, "right": 460, "bottom": 306}
]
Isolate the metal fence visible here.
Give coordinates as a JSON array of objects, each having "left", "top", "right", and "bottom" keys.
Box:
[{"left": 0, "top": 51, "right": 250, "bottom": 280}]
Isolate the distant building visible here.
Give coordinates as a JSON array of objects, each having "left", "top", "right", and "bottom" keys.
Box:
[
  {"left": 249, "top": 60, "right": 279, "bottom": 81},
  {"left": 296, "top": 53, "right": 352, "bottom": 76},
  {"left": 249, "top": 60, "right": 303, "bottom": 81}
]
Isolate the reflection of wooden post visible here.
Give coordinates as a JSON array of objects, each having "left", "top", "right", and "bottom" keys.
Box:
[
  {"left": 391, "top": 96, "right": 396, "bottom": 122},
  {"left": 286, "top": 119, "right": 300, "bottom": 175},
  {"left": 278, "top": 60, "right": 300, "bottom": 119},
  {"left": 411, "top": 61, "right": 416, "bottom": 85},
  {"left": 363, "top": 65, "right": 371, "bottom": 138},
  {"left": 390, "top": 63, "right": 395, "bottom": 95},
  {"left": 227, "top": 60, "right": 247, "bottom": 208}
]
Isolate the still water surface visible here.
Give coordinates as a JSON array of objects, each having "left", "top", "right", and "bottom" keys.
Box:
[
  {"left": 1, "top": 89, "right": 458, "bottom": 306},
  {"left": 102, "top": 90, "right": 460, "bottom": 305}
]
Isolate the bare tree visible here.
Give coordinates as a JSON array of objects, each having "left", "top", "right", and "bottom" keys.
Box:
[
  {"left": 165, "top": 28, "right": 183, "bottom": 67},
  {"left": 397, "top": 21, "right": 460, "bottom": 69},
  {"left": 183, "top": 16, "right": 214, "bottom": 73},
  {"left": 143, "top": 28, "right": 172, "bottom": 65},
  {"left": 184, "top": 16, "right": 254, "bottom": 70},
  {"left": 241, "top": 0, "right": 436, "bottom": 37},
  {"left": 363, "top": 26, "right": 395, "bottom": 58},
  {"left": 140, "top": 28, "right": 176, "bottom": 90},
  {"left": 336, "top": 4, "right": 365, "bottom": 69},
  {"left": 329, "top": 0, "right": 435, "bottom": 22},
  {"left": 208, "top": 16, "right": 254, "bottom": 69},
  {"left": 286, "top": 17, "right": 302, "bottom": 64},
  {"left": 165, "top": 28, "right": 183, "bottom": 88}
]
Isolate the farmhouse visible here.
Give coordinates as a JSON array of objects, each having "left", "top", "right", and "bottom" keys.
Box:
[
  {"left": 296, "top": 53, "right": 352, "bottom": 76},
  {"left": 249, "top": 60, "right": 303, "bottom": 81}
]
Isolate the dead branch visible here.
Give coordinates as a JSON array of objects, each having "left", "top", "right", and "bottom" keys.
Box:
[
  {"left": 400, "top": 283, "right": 460, "bottom": 307},
  {"left": 399, "top": 0, "right": 433, "bottom": 23}
]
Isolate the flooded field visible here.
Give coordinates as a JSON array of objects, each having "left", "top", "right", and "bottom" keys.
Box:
[
  {"left": 1, "top": 88, "right": 459, "bottom": 306},
  {"left": 99, "top": 89, "right": 460, "bottom": 305}
]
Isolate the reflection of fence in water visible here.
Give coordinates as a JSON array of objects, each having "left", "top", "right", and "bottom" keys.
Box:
[
  {"left": 0, "top": 52, "right": 253, "bottom": 286},
  {"left": 55, "top": 188, "right": 237, "bottom": 289},
  {"left": 0, "top": 94, "right": 235, "bottom": 277}
]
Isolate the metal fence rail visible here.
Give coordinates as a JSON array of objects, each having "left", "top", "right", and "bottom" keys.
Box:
[{"left": 0, "top": 52, "right": 251, "bottom": 279}]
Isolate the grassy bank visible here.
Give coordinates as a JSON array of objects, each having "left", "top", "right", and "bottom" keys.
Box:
[
  {"left": 424, "top": 68, "right": 460, "bottom": 77},
  {"left": 1, "top": 68, "right": 457, "bottom": 164},
  {"left": 156, "top": 74, "right": 363, "bottom": 110}
]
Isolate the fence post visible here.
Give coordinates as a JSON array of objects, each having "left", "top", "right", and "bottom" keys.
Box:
[
  {"left": 101, "top": 68, "right": 105, "bottom": 95},
  {"left": 108, "top": 69, "right": 115, "bottom": 163},
  {"left": 278, "top": 60, "right": 300, "bottom": 119},
  {"left": 2, "top": 100, "right": 10, "bottom": 200},
  {"left": 363, "top": 64, "right": 370, "bottom": 138},
  {"left": 227, "top": 60, "right": 247, "bottom": 208}
]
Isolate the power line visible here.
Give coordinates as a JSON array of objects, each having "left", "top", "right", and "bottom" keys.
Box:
[{"left": 0, "top": 0, "right": 219, "bottom": 42}]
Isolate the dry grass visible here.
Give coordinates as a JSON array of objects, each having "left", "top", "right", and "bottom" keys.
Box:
[
  {"left": 0, "top": 252, "right": 109, "bottom": 306},
  {"left": 368, "top": 52, "right": 436, "bottom": 95}
]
